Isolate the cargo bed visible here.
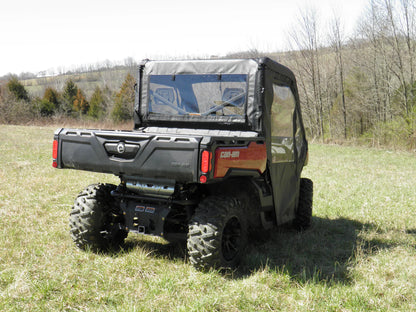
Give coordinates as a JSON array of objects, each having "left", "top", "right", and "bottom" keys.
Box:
[{"left": 54, "top": 128, "right": 202, "bottom": 182}]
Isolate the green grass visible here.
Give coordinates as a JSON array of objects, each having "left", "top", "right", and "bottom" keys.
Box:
[{"left": 1, "top": 124, "right": 415, "bottom": 311}]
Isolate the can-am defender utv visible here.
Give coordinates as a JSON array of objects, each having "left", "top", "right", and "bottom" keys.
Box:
[{"left": 52, "top": 58, "right": 313, "bottom": 269}]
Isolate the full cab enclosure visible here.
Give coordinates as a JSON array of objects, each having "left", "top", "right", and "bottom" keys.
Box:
[
  {"left": 133, "top": 58, "right": 309, "bottom": 225},
  {"left": 53, "top": 57, "right": 312, "bottom": 270}
]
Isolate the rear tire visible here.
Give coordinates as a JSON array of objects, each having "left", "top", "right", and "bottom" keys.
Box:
[
  {"left": 293, "top": 178, "right": 313, "bottom": 231},
  {"left": 69, "top": 183, "right": 127, "bottom": 251},
  {"left": 187, "top": 196, "right": 247, "bottom": 270}
]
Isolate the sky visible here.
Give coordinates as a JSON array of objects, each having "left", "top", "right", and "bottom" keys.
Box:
[{"left": 0, "top": 0, "right": 368, "bottom": 77}]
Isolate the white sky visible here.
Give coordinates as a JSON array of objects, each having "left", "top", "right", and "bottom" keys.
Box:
[{"left": 0, "top": 0, "right": 367, "bottom": 76}]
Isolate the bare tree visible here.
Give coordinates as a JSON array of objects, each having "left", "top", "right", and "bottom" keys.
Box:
[
  {"left": 400, "top": 0, "right": 416, "bottom": 85},
  {"left": 330, "top": 13, "right": 348, "bottom": 138},
  {"left": 383, "top": 0, "right": 411, "bottom": 114},
  {"left": 354, "top": 0, "right": 393, "bottom": 127},
  {"left": 288, "top": 6, "right": 325, "bottom": 140}
]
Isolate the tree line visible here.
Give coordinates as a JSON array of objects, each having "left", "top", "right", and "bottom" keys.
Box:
[
  {"left": 0, "top": 73, "right": 136, "bottom": 124},
  {"left": 1, "top": 0, "right": 416, "bottom": 150},
  {"left": 281, "top": 0, "right": 416, "bottom": 149},
  {"left": 227, "top": 0, "right": 416, "bottom": 149}
]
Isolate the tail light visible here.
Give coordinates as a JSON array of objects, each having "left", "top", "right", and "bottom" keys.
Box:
[
  {"left": 200, "top": 150, "right": 212, "bottom": 183},
  {"left": 200, "top": 150, "right": 212, "bottom": 173},
  {"left": 52, "top": 139, "right": 58, "bottom": 168}
]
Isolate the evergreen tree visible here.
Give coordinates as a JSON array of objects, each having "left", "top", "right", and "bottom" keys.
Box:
[
  {"left": 43, "top": 87, "right": 60, "bottom": 109},
  {"left": 111, "top": 73, "right": 136, "bottom": 122},
  {"left": 62, "top": 79, "right": 78, "bottom": 114},
  {"left": 7, "top": 76, "right": 29, "bottom": 101},
  {"left": 88, "top": 86, "right": 105, "bottom": 119},
  {"left": 40, "top": 87, "right": 60, "bottom": 116},
  {"left": 73, "top": 88, "right": 89, "bottom": 114}
]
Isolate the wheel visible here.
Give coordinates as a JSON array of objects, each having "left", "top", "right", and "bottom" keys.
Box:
[
  {"left": 293, "top": 178, "right": 313, "bottom": 231},
  {"left": 187, "top": 196, "right": 247, "bottom": 270},
  {"left": 69, "top": 183, "right": 127, "bottom": 251}
]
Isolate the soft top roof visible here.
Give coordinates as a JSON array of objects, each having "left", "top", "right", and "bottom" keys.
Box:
[
  {"left": 257, "top": 57, "right": 296, "bottom": 82},
  {"left": 136, "top": 57, "right": 297, "bottom": 132},
  {"left": 142, "top": 57, "right": 295, "bottom": 81},
  {"left": 143, "top": 58, "right": 258, "bottom": 76}
]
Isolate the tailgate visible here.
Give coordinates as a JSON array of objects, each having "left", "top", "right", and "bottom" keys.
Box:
[{"left": 54, "top": 128, "right": 201, "bottom": 182}]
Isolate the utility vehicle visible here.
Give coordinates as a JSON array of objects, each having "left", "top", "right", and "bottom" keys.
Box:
[{"left": 52, "top": 58, "right": 313, "bottom": 269}]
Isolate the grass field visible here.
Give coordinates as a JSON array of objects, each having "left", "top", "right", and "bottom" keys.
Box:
[{"left": 1, "top": 124, "right": 415, "bottom": 311}]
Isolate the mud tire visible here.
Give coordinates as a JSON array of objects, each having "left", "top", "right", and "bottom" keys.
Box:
[
  {"left": 187, "top": 196, "right": 247, "bottom": 270},
  {"left": 69, "top": 183, "right": 127, "bottom": 251}
]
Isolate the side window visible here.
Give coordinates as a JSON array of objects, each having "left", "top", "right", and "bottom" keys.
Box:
[
  {"left": 271, "top": 84, "right": 295, "bottom": 163},
  {"left": 295, "top": 107, "right": 305, "bottom": 158}
]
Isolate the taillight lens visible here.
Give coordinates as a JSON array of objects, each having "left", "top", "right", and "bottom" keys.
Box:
[
  {"left": 52, "top": 140, "right": 58, "bottom": 159},
  {"left": 201, "top": 150, "right": 212, "bottom": 173},
  {"left": 52, "top": 139, "right": 58, "bottom": 168}
]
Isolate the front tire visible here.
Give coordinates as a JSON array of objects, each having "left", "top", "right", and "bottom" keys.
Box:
[
  {"left": 187, "top": 196, "right": 247, "bottom": 270},
  {"left": 69, "top": 183, "right": 127, "bottom": 251}
]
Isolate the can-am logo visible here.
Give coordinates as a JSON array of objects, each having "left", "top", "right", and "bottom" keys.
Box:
[
  {"left": 117, "top": 142, "right": 125, "bottom": 154},
  {"left": 220, "top": 151, "right": 240, "bottom": 159}
]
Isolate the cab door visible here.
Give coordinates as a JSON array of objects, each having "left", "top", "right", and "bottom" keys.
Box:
[{"left": 268, "top": 83, "right": 302, "bottom": 225}]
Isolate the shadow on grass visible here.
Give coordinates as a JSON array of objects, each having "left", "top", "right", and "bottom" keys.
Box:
[
  {"left": 406, "top": 228, "right": 416, "bottom": 235},
  {"left": 240, "top": 217, "right": 362, "bottom": 283},
  {"left": 121, "top": 236, "right": 187, "bottom": 262},
  {"left": 239, "top": 216, "right": 404, "bottom": 283},
  {"left": 110, "top": 216, "right": 405, "bottom": 284}
]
